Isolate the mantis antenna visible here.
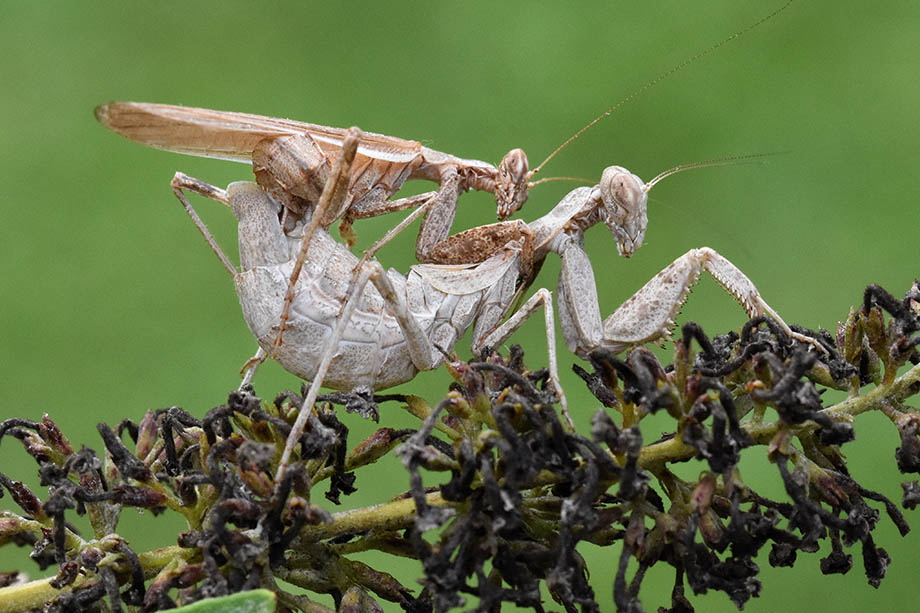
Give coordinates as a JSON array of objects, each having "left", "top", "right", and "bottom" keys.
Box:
[
  {"left": 644, "top": 152, "right": 786, "bottom": 192},
  {"left": 530, "top": 0, "right": 795, "bottom": 178}
]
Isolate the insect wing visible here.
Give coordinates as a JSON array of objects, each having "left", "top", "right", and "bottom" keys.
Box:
[{"left": 95, "top": 101, "right": 423, "bottom": 164}]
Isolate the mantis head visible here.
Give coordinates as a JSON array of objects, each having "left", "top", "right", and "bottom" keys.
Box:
[
  {"left": 599, "top": 165, "right": 648, "bottom": 258},
  {"left": 596, "top": 154, "right": 766, "bottom": 257},
  {"left": 495, "top": 148, "right": 531, "bottom": 219}
]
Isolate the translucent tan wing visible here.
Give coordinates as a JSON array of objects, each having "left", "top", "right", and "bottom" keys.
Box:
[
  {"left": 411, "top": 247, "right": 520, "bottom": 295},
  {"left": 94, "top": 101, "right": 423, "bottom": 164}
]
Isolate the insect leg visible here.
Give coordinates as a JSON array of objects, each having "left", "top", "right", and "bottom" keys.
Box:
[
  {"left": 600, "top": 247, "right": 825, "bottom": 353},
  {"left": 274, "top": 263, "right": 376, "bottom": 484},
  {"left": 274, "top": 257, "right": 449, "bottom": 485},
  {"left": 270, "top": 128, "right": 362, "bottom": 357},
  {"left": 476, "top": 288, "right": 571, "bottom": 428},
  {"left": 170, "top": 172, "right": 236, "bottom": 277}
]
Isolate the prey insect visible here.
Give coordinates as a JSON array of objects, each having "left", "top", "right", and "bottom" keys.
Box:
[
  {"left": 163, "top": 122, "right": 817, "bottom": 481},
  {"left": 94, "top": 2, "right": 793, "bottom": 362}
]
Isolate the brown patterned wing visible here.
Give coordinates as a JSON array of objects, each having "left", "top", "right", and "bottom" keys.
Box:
[{"left": 94, "top": 101, "right": 423, "bottom": 164}]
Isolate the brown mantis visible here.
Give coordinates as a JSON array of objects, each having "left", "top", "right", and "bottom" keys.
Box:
[{"left": 93, "top": 101, "right": 529, "bottom": 265}]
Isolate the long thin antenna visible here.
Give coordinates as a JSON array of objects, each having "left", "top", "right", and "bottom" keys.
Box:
[
  {"left": 644, "top": 152, "right": 786, "bottom": 192},
  {"left": 530, "top": 0, "right": 794, "bottom": 177},
  {"left": 529, "top": 176, "right": 593, "bottom": 188}
]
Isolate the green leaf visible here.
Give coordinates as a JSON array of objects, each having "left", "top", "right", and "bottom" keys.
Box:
[{"left": 172, "top": 589, "right": 276, "bottom": 613}]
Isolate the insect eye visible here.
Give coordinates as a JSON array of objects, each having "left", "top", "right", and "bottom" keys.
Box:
[
  {"left": 500, "top": 148, "right": 530, "bottom": 183},
  {"left": 600, "top": 166, "right": 645, "bottom": 212}
]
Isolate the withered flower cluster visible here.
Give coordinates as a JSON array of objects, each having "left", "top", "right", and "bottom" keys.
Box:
[{"left": 1, "top": 282, "right": 919, "bottom": 612}]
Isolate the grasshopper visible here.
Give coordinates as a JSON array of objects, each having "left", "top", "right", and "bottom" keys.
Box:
[{"left": 94, "top": 2, "right": 793, "bottom": 360}]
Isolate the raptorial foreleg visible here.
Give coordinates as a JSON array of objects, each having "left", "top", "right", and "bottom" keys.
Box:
[
  {"left": 336, "top": 167, "right": 464, "bottom": 264},
  {"left": 601, "top": 247, "right": 812, "bottom": 347},
  {"left": 557, "top": 242, "right": 821, "bottom": 358},
  {"left": 351, "top": 167, "right": 535, "bottom": 275}
]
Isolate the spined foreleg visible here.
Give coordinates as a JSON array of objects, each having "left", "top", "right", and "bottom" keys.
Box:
[{"left": 557, "top": 243, "right": 821, "bottom": 357}]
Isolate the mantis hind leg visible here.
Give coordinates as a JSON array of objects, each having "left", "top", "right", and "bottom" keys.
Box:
[{"left": 270, "top": 128, "right": 362, "bottom": 357}]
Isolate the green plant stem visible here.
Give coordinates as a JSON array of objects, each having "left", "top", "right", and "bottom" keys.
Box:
[
  {"left": 640, "top": 361, "right": 920, "bottom": 471},
  {"left": 290, "top": 363, "right": 920, "bottom": 542},
  {"left": 0, "top": 546, "right": 190, "bottom": 612},
  {"left": 297, "top": 491, "right": 451, "bottom": 543},
  {"left": 4, "top": 363, "right": 918, "bottom": 611}
]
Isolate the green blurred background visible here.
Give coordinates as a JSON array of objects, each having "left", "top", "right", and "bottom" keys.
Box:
[{"left": 2, "top": 1, "right": 918, "bottom": 610}]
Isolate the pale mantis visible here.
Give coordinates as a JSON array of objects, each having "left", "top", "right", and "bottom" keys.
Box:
[{"left": 93, "top": 2, "right": 791, "bottom": 252}]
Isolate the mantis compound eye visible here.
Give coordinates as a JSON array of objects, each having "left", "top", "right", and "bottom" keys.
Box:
[
  {"left": 599, "top": 165, "right": 648, "bottom": 258},
  {"left": 496, "top": 148, "right": 530, "bottom": 219}
]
